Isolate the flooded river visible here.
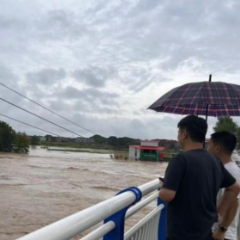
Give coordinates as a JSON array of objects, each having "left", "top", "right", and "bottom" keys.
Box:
[{"left": 0, "top": 147, "right": 167, "bottom": 240}]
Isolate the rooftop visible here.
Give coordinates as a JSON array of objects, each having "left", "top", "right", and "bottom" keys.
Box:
[{"left": 130, "top": 145, "right": 165, "bottom": 151}]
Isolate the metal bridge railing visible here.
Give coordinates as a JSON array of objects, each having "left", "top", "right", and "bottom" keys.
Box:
[{"left": 16, "top": 179, "right": 167, "bottom": 240}]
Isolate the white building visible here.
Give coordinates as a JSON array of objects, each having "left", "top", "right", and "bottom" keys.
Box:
[
  {"left": 75, "top": 137, "right": 94, "bottom": 143},
  {"left": 39, "top": 136, "right": 46, "bottom": 142}
]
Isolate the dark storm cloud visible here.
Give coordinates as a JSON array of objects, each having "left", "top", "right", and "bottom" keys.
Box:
[
  {"left": 72, "top": 66, "right": 116, "bottom": 87},
  {"left": 61, "top": 86, "right": 119, "bottom": 105}
]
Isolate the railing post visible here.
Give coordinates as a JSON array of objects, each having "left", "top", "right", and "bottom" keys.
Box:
[
  {"left": 103, "top": 187, "right": 142, "bottom": 240},
  {"left": 157, "top": 194, "right": 167, "bottom": 240}
]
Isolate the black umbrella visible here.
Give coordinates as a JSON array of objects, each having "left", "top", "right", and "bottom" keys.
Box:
[
  {"left": 149, "top": 75, "right": 240, "bottom": 121},
  {"left": 148, "top": 75, "right": 240, "bottom": 147}
]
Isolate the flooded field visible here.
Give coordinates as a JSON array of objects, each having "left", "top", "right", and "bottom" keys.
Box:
[{"left": 0, "top": 147, "right": 167, "bottom": 240}]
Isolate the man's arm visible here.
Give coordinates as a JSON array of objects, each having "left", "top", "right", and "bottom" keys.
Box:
[
  {"left": 218, "top": 182, "right": 240, "bottom": 217},
  {"left": 159, "top": 155, "right": 186, "bottom": 203},
  {"left": 213, "top": 182, "right": 240, "bottom": 240},
  {"left": 220, "top": 198, "right": 239, "bottom": 227},
  {"left": 159, "top": 188, "right": 176, "bottom": 202}
]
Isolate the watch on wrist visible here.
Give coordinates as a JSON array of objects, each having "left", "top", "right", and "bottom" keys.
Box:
[{"left": 219, "top": 224, "right": 228, "bottom": 232}]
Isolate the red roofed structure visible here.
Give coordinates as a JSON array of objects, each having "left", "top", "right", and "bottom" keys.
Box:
[{"left": 129, "top": 141, "right": 165, "bottom": 161}]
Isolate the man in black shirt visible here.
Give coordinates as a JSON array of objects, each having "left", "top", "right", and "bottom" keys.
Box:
[{"left": 159, "top": 115, "right": 240, "bottom": 240}]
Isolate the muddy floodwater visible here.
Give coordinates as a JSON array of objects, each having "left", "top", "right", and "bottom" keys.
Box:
[{"left": 0, "top": 147, "right": 167, "bottom": 240}]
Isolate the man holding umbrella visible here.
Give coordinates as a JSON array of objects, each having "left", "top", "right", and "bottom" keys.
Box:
[{"left": 159, "top": 115, "right": 240, "bottom": 240}]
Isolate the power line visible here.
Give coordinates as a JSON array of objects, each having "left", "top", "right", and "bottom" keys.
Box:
[
  {"left": 0, "top": 82, "right": 98, "bottom": 135},
  {"left": 0, "top": 97, "right": 84, "bottom": 137},
  {"left": 0, "top": 113, "right": 60, "bottom": 136}
]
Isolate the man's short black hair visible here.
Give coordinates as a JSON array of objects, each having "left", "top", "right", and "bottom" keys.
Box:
[
  {"left": 210, "top": 131, "right": 237, "bottom": 154},
  {"left": 178, "top": 115, "right": 208, "bottom": 143}
]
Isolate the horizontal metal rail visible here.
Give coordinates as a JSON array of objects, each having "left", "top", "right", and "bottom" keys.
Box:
[
  {"left": 126, "top": 191, "right": 159, "bottom": 219},
  {"left": 80, "top": 191, "right": 160, "bottom": 240},
  {"left": 17, "top": 179, "right": 160, "bottom": 240},
  {"left": 80, "top": 221, "right": 115, "bottom": 240}
]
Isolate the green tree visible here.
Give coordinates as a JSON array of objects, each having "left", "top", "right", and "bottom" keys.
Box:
[
  {"left": 14, "top": 132, "right": 30, "bottom": 153},
  {"left": 213, "top": 117, "right": 238, "bottom": 134},
  {"left": 214, "top": 117, "right": 240, "bottom": 149},
  {"left": 117, "top": 137, "right": 139, "bottom": 148},
  {"left": 108, "top": 136, "right": 119, "bottom": 146},
  {"left": 91, "top": 135, "right": 107, "bottom": 144},
  {"left": 0, "top": 121, "right": 16, "bottom": 152},
  {"left": 45, "top": 135, "right": 52, "bottom": 142},
  {"left": 31, "top": 135, "right": 40, "bottom": 145}
]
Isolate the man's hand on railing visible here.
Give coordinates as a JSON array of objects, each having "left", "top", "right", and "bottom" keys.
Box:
[
  {"left": 158, "top": 177, "right": 164, "bottom": 188},
  {"left": 159, "top": 180, "right": 163, "bottom": 188},
  {"left": 212, "top": 228, "right": 225, "bottom": 240}
]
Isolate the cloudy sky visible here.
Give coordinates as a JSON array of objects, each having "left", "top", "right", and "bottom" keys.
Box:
[{"left": 0, "top": 0, "right": 240, "bottom": 140}]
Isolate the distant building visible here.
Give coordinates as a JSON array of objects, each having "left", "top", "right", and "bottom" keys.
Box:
[
  {"left": 56, "top": 137, "right": 64, "bottom": 143},
  {"left": 56, "top": 137, "right": 75, "bottom": 143},
  {"left": 45, "top": 135, "right": 54, "bottom": 142},
  {"left": 205, "top": 138, "right": 210, "bottom": 149},
  {"left": 39, "top": 136, "right": 46, "bottom": 142},
  {"left": 45, "top": 135, "right": 93, "bottom": 143},
  {"left": 129, "top": 141, "right": 165, "bottom": 161},
  {"left": 75, "top": 137, "right": 94, "bottom": 143}
]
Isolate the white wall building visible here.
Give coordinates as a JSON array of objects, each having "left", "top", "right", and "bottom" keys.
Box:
[
  {"left": 75, "top": 137, "right": 94, "bottom": 143},
  {"left": 39, "top": 136, "right": 46, "bottom": 142},
  {"left": 129, "top": 146, "right": 141, "bottom": 160}
]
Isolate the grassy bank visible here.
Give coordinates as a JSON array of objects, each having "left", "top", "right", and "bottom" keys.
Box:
[
  {"left": 47, "top": 148, "right": 114, "bottom": 154},
  {"left": 41, "top": 146, "right": 129, "bottom": 158},
  {"left": 40, "top": 142, "right": 128, "bottom": 151}
]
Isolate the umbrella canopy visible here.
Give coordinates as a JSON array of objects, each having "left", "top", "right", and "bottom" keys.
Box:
[{"left": 149, "top": 81, "right": 240, "bottom": 117}]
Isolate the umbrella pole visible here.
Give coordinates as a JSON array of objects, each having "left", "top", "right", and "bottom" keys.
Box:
[
  {"left": 203, "top": 74, "right": 212, "bottom": 148},
  {"left": 205, "top": 105, "right": 209, "bottom": 122},
  {"left": 205, "top": 74, "right": 212, "bottom": 122}
]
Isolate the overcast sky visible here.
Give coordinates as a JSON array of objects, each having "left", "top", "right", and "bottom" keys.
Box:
[{"left": 0, "top": 0, "right": 240, "bottom": 140}]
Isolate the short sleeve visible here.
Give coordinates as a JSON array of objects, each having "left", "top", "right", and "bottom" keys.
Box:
[
  {"left": 225, "top": 165, "right": 240, "bottom": 198},
  {"left": 220, "top": 162, "right": 236, "bottom": 188},
  {"left": 163, "top": 154, "right": 186, "bottom": 192}
]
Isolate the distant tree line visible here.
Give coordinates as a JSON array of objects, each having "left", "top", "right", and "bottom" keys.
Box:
[
  {"left": 2, "top": 117, "right": 237, "bottom": 154},
  {"left": 31, "top": 135, "right": 40, "bottom": 145},
  {"left": 90, "top": 135, "right": 139, "bottom": 148}
]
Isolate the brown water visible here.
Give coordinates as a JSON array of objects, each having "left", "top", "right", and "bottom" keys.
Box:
[{"left": 0, "top": 147, "right": 167, "bottom": 240}]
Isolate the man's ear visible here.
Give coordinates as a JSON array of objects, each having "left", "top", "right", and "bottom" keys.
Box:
[
  {"left": 182, "top": 129, "right": 188, "bottom": 139},
  {"left": 216, "top": 144, "right": 221, "bottom": 153}
]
